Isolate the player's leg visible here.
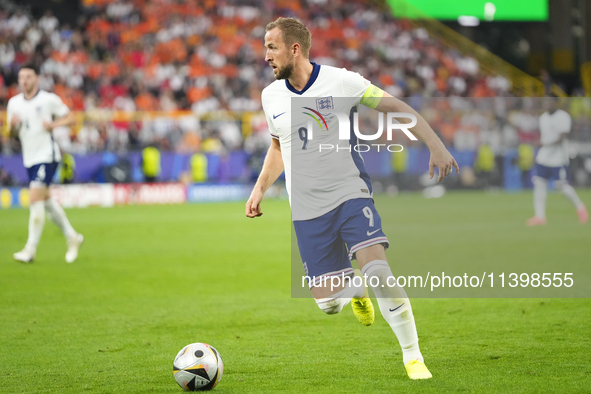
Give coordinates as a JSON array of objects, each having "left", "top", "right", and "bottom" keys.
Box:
[
  {"left": 348, "top": 268, "right": 375, "bottom": 326},
  {"left": 554, "top": 167, "right": 588, "bottom": 224},
  {"left": 45, "top": 191, "right": 84, "bottom": 263},
  {"left": 293, "top": 209, "right": 367, "bottom": 316},
  {"left": 311, "top": 272, "right": 367, "bottom": 316},
  {"left": 341, "top": 198, "right": 430, "bottom": 379},
  {"left": 14, "top": 174, "right": 49, "bottom": 262},
  {"left": 308, "top": 263, "right": 372, "bottom": 325},
  {"left": 356, "top": 246, "right": 430, "bottom": 377},
  {"left": 45, "top": 196, "right": 77, "bottom": 239},
  {"left": 307, "top": 247, "right": 366, "bottom": 316},
  {"left": 527, "top": 164, "right": 550, "bottom": 226},
  {"left": 530, "top": 176, "right": 548, "bottom": 224},
  {"left": 37, "top": 162, "right": 84, "bottom": 262}
]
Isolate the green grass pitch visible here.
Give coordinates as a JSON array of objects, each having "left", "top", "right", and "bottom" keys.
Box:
[{"left": 1, "top": 190, "right": 590, "bottom": 393}]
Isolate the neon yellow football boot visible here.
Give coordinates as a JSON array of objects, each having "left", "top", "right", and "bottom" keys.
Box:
[
  {"left": 405, "top": 359, "right": 433, "bottom": 380},
  {"left": 351, "top": 269, "right": 374, "bottom": 326}
]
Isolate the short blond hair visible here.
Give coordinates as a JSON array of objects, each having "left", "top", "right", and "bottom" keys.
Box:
[{"left": 266, "top": 17, "right": 312, "bottom": 58}]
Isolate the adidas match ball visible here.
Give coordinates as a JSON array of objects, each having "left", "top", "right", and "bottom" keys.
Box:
[{"left": 173, "top": 343, "right": 224, "bottom": 391}]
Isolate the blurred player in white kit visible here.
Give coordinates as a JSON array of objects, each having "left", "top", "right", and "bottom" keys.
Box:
[
  {"left": 527, "top": 97, "right": 588, "bottom": 226},
  {"left": 7, "top": 63, "right": 84, "bottom": 262}
]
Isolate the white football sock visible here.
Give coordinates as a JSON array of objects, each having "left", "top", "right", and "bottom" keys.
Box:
[
  {"left": 362, "top": 260, "right": 423, "bottom": 365},
  {"left": 533, "top": 177, "right": 548, "bottom": 219},
  {"left": 315, "top": 275, "right": 365, "bottom": 314},
  {"left": 25, "top": 201, "right": 46, "bottom": 252},
  {"left": 45, "top": 198, "right": 77, "bottom": 239},
  {"left": 556, "top": 182, "right": 585, "bottom": 210}
]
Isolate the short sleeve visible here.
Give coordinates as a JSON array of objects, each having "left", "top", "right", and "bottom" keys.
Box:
[
  {"left": 261, "top": 90, "right": 279, "bottom": 140},
  {"left": 559, "top": 110, "right": 572, "bottom": 133},
  {"left": 49, "top": 93, "right": 70, "bottom": 118},
  {"left": 265, "top": 114, "right": 279, "bottom": 139},
  {"left": 340, "top": 68, "right": 371, "bottom": 99}
]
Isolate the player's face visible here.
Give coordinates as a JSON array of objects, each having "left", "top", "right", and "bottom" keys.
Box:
[
  {"left": 544, "top": 98, "right": 559, "bottom": 113},
  {"left": 18, "top": 69, "right": 39, "bottom": 95},
  {"left": 264, "top": 28, "right": 294, "bottom": 80}
]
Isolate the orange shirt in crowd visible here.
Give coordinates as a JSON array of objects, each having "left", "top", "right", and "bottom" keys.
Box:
[
  {"left": 135, "top": 92, "right": 157, "bottom": 111},
  {"left": 186, "top": 87, "right": 212, "bottom": 104}
]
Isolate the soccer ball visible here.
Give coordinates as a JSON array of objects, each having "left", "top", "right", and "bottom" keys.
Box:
[{"left": 173, "top": 343, "right": 224, "bottom": 391}]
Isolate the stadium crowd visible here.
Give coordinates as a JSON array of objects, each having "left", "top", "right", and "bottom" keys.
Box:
[
  {"left": 0, "top": 0, "right": 514, "bottom": 154},
  {"left": 1, "top": 0, "right": 589, "bottom": 160}
]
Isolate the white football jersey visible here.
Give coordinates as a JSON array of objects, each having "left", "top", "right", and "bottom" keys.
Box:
[
  {"left": 261, "top": 63, "right": 373, "bottom": 221},
  {"left": 536, "top": 109, "right": 571, "bottom": 167},
  {"left": 7, "top": 90, "right": 68, "bottom": 168}
]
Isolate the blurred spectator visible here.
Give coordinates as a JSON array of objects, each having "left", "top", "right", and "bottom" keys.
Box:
[
  {"left": 74, "top": 121, "right": 101, "bottom": 154},
  {"left": 517, "top": 143, "right": 535, "bottom": 188},
  {"left": 190, "top": 151, "right": 208, "bottom": 183},
  {"left": 201, "top": 129, "right": 223, "bottom": 154},
  {"left": 127, "top": 121, "right": 142, "bottom": 151},
  {"left": 113, "top": 94, "right": 136, "bottom": 112},
  {"left": 392, "top": 146, "right": 410, "bottom": 190},
  {"left": 0, "top": 38, "right": 15, "bottom": 67},
  {"left": 159, "top": 89, "right": 177, "bottom": 112},
  {"left": 219, "top": 121, "right": 242, "bottom": 151},
  {"left": 7, "top": 10, "right": 30, "bottom": 36},
  {"left": 58, "top": 153, "right": 76, "bottom": 184},
  {"left": 141, "top": 144, "right": 161, "bottom": 182},
  {"left": 135, "top": 85, "right": 157, "bottom": 112},
  {"left": 38, "top": 10, "right": 59, "bottom": 34},
  {"left": 474, "top": 144, "right": 495, "bottom": 188},
  {"left": 0, "top": 167, "right": 15, "bottom": 186}
]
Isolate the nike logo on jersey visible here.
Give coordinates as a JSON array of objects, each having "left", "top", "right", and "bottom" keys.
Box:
[
  {"left": 367, "top": 228, "right": 381, "bottom": 236},
  {"left": 273, "top": 112, "right": 286, "bottom": 119},
  {"left": 389, "top": 303, "right": 404, "bottom": 312}
]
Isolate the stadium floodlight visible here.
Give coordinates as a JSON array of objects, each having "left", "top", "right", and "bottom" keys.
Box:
[
  {"left": 458, "top": 15, "right": 480, "bottom": 26},
  {"left": 484, "top": 2, "right": 497, "bottom": 21}
]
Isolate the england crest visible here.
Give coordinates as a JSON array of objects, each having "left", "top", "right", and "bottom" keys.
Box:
[{"left": 316, "top": 96, "right": 334, "bottom": 114}]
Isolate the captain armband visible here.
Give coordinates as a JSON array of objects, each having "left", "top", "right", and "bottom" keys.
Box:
[{"left": 360, "top": 84, "right": 385, "bottom": 109}]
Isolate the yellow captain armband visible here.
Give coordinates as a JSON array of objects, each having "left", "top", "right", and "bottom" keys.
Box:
[{"left": 360, "top": 84, "right": 385, "bottom": 109}]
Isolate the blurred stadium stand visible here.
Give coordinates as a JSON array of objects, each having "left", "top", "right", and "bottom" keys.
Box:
[{"left": 1, "top": 0, "right": 590, "bottom": 190}]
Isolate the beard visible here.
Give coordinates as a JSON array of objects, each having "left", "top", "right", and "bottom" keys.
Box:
[
  {"left": 21, "top": 85, "right": 36, "bottom": 96},
  {"left": 274, "top": 62, "right": 294, "bottom": 80}
]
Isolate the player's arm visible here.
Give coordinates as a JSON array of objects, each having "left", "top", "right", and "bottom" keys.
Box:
[
  {"left": 548, "top": 132, "right": 567, "bottom": 146},
  {"left": 9, "top": 119, "right": 21, "bottom": 137},
  {"left": 43, "top": 111, "right": 75, "bottom": 131},
  {"left": 43, "top": 93, "right": 76, "bottom": 131},
  {"left": 542, "top": 129, "right": 569, "bottom": 146},
  {"left": 6, "top": 103, "right": 21, "bottom": 137},
  {"left": 540, "top": 111, "right": 572, "bottom": 147},
  {"left": 245, "top": 138, "right": 284, "bottom": 218},
  {"left": 361, "top": 85, "right": 459, "bottom": 182}
]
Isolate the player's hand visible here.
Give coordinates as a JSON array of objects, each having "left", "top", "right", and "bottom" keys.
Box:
[
  {"left": 245, "top": 190, "right": 264, "bottom": 218},
  {"left": 429, "top": 146, "right": 459, "bottom": 182},
  {"left": 10, "top": 114, "right": 21, "bottom": 127},
  {"left": 43, "top": 120, "right": 54, "bottom": 131}
]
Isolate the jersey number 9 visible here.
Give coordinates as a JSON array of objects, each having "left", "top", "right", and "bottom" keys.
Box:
[{"left": 298, "top": 127, "right": 308, "bottom": 150}]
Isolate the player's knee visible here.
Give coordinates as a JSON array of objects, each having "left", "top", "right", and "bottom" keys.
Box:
[
  {"left": 555, "top": 180, "right": 570, "bottom": 192},
  {"left": 362, "top": 260, "right": 394, "bottom": 286},
  {"left": 315, "top": 297, "right": 345, "bottom": 315},
  {"left": 362, "top": 260, "right": 410, "bottom": 300},
  {"left": 29, "top": 201, "right": 46, "bottom": 222},
  {"left": 532, "top": 176, "right": 547, "bottom": 187}
]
